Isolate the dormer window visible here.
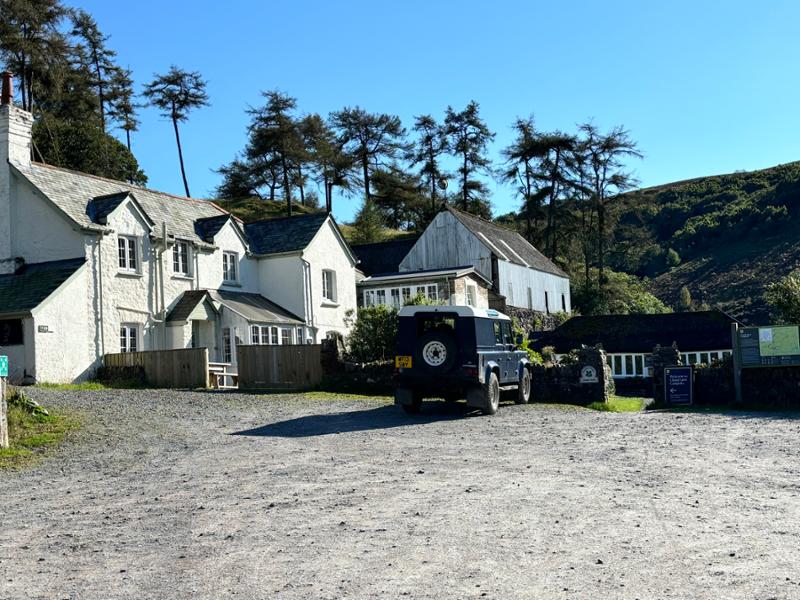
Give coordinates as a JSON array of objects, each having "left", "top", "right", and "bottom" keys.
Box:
[
  {"left": 223, "top": 251, "right": 238, "bottom": 283},
  {"left": 173, "top": 240, "right": 191, "bottom": 276},
  {"left": 118, "top": 235, "right": 138, "bottom": 272}
]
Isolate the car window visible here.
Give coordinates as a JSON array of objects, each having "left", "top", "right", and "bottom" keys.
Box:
[
  {"left": 501, "top": 322, "right": 513, "bottom": 345},
  {"left": 493, "top": 321, "right": 503, "bottom": 345},
  {"left": 417, "top": 315, "right": 456, "bottom": 336}
]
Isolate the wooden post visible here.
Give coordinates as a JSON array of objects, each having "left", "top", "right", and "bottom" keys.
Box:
[
  {"left": 731, "top": 322, "right": 743, "bottom": 406},
  {"left": 0, "top": 377, "right": 8, "bottom": 449}
]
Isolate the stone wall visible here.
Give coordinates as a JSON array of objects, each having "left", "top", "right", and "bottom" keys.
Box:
[
  {"left": 651, "top": 344, "right": 681, "bottom": 406},
  {"left": 504, "top": 306, "right": 565, "bottom": 333},
  {"left": 531, "top": 345, "right": 613, "bottom": 405}
]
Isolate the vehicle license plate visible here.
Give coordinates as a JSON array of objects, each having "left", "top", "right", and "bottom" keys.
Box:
[{"left": 395, "top": 355, "right": 412, "bottom": 368}]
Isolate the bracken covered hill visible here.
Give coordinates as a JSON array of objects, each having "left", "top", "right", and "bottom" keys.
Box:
[{"left": 610, "top": 161, "right": 800, "bottom": 323}]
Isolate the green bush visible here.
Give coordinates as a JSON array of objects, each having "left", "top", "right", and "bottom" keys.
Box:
[
  {"left": 764, "top": 270, "right": 800, "bottom": 324},
  {"left": 345, "top": 306, "right": 399, "bottom": 363}
]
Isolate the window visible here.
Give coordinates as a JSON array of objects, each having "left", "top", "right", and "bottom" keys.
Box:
[
  {"left": 613, "top": 355, "right": 623, "bottom": 376},
  {"left": 120, "top": 324, "right": 138, "bottom": 353},
  {"left": 363, "top": 290, "right": 375, "bottom": 307},
  {"left": 625, "top": 355, "right": 633, "bottom": 375},
  {"left": 634, "top": 355, "right": 644, "bottom": 376},
  {"left": 250, "top": 325, "right": 261, "bottom": 345},
  {"left": 562, "top": 294, "right": 567, "bottom": 312},
  {"left": 281, "top": 328, "right": 292, "bottom": 345},
  {"left": 222, "top": 251, "right": 238, "bottom": 283},
  {"left": 493, "top": 321, "right": 503, "bottom": 345},
  {"left": 0, "top": 319, "right": 23, "bottom": 345},
  {"left": 270, "top": 326, "right": 279, "bottom": 345},
  {"left": 426, "top": 284, "right": 438, "bottom": 301},
  {"left": 322, "top": 269, "right": 337, "bottom": 302},
  {"left": 118, "top": 236, "right": 138, "bottom": 272},
  {"left": 501, "top": 322, "right": 513, "bottom": 345},
  {"left": 375, "top": 289, "right": 386, "bottom": 306},
  {"left": 173, "top": 241, "right": 190, "bottom": 276},
  {"left": 390, "top": 288, "right": 401, "bottom": 307},
  {"left": 222, "top": 327, "right": 232, "bottom": 363},
  {"left": 297, "top": 327, "right": 305, "bottom": 344},
  {"left": 466, "top": 285, "right": 477, "bottom": 307},
  {"left": 544, "top": 291, "right": 550, "bottom": 314},
  {"left": 401, "top": 287, "right": 412, "bottom": 303}
]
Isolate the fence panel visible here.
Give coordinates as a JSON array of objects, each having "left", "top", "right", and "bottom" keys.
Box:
[
  {"left": 238, "top": 344, "right": 323, "bottom": 390},
  {"left": 104, "top": 348, "right": 209, "bottom": 388}
]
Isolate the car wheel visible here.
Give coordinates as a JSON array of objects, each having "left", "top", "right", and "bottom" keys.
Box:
[
  {"left": 396, "top": 387, "right": 422, "bottom": 414},
  {"left": 515, "top": 368, "right": 531, "bottom": 405},
  {"left": 481, "top": 372, "right": 500, "bottom": 415}
]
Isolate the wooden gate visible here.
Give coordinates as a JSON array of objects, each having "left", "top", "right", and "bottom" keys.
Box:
[
  {"left": 104, "top": 348, "right": 209, "bottom": 388},
  {"left": 237, "top": 345, "right": 323, "bottom": 390}
]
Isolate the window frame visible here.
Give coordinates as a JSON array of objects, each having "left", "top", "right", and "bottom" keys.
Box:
[
  {"left": 173, "top": 240, "right": 191, "bottom": 276},
  {"left": 222, "top": 327, "right": 232, "bottom": 363},
  {"left": 222, "top": 251, "right": 239, "bottom": 283},
  {"left": 117, "top": 235, "right": 139, "bottom": 273},
  {"left": 322, "top": 269, "right": 337, "bottom": 303},
  {"left": 119, "top": 324, "right": 139, "bottom": 353}
]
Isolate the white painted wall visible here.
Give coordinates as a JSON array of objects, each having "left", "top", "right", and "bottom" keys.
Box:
[
  {"left": 257, "top": 254, "right": 305, "bottom": 319},
  {"left": 302, "top": 219, "right": 358, "bottom": 341},
  {"left": 32, "top": 266, "right": 90, "bottom": 382},
  {"left": 497, "top": 261, "right": 571, "bottom": 313},
  {"left": 10, "top": 174, "right": 84, "bottom": 263},
  {"left": 196, "top": 221, "right": 259, "bottom": 293}
]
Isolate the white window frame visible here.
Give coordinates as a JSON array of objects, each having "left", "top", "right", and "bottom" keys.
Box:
[
  {"left": 466, "top": 284, "right": 478, "bottom": 307},
  {"left": 223, "top": 251, "right": 239, "bottom": 283},
  {"left": 222, "top": 327, "right": 232, "bottom": 363},
  {"left": 390, "top": 288, "right": 401, "bottom": 308},
  {"left": 119, "top": 324, "right": 139, "bottom": 353},
  {"left": 281, "top": 328, "right": 292, "bottom": 346},
  {"left": 117, "top": 235, "right": 139, "bottom": 273},
  {"left": 426, "top": 284, "right": 439, "bottom": 301},
  {"left": 322, "top": 269, "right": 337, "bottom": 303},
  {"left": 173, "top": 240, "right": 191, "bottom": 276}
]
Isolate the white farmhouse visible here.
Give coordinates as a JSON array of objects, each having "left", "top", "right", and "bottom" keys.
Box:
[
  {"left": 400, "top": 206, "right": 571, "bottom": 316},
  {"left": 0, "top": 81, "right": 357, "bottom": 383}
]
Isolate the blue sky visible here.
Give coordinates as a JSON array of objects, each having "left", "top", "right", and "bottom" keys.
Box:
[{"left": 78, "top": 0, "right": 800, "bottom": 223}]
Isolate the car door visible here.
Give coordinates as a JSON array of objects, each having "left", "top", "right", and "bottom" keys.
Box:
[{"left": 500, "top": 321, "right": 515, "bottom": 383}]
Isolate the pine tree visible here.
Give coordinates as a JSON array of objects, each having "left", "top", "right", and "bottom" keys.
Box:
[
  {"left": 443, "top": 101, "right": 494, "bottom": 217},
  {"left": 408, "top": 114, "right": 447, "bottom": 213},
  {"left": 143, "top": 66, "right": 209, "bottom": 197},
  {"left": 330, "top": 106, "right": 407, "bottom": 205}
]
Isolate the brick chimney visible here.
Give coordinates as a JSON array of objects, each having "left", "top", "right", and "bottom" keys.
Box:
[{"left": 0, "top": 72, "right": 34, "bottom": 271}]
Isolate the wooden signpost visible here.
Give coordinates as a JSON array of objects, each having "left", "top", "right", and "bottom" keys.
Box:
[{"left": 0, "top": 355, "right": 8, "bottom": 448}]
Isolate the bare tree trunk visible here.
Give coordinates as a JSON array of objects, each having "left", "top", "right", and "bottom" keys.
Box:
[
  {"left": 172, "top": 117, "right": 191, "bottom": 197},
  {"left": 462, "top": 150, "right": 468, "bottom": 211},
  {"left": 297, "top": 166, "right": 305, "bottom": 206},
  {"left": 361, "top": 152, "right": 370, "bottom": 204},
  {"left": 281, "top": 154, "right": 292, "bottom": 216}
]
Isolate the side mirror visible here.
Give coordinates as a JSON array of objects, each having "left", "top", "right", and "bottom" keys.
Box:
[{"left": 515, "top": 333, "right": 524, "bottom": 347}]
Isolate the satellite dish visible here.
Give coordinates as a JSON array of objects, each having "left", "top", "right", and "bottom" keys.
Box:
[{"left": 437, "top": 178, "right": 448, "bottom": 190}]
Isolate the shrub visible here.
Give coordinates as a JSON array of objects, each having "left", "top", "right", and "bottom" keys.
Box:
[
  {"left": 345, "top": 306, "right": 399, "bottom": 363},
  {"left": 764, "top": 270, "right": 800, "bottom": 324}
]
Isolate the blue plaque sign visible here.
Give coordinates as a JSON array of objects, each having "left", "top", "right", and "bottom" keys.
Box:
[
  {"left": 664, "top": 365, "right": 693, "bottom": 405},
  {"left": 0, "top": 355, "right": 7, "bottom": 378}
]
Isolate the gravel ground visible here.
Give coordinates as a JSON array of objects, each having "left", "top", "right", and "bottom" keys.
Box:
[{"left": 1, "top": 389, "right": 800, "bottom": 600}]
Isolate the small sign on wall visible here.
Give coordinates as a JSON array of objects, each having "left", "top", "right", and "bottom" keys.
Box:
[
  {"left": 579, "top": 365, "right": 598, "bottom": 384},
  {"left": 0, "top": 356, "right": 8, "bottom": 378},
  {"left": 37, "top": 325, "right": 50, "bottom": 333}
]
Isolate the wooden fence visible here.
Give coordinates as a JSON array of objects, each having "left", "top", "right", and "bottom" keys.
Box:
[
  {"left": 237, "top": 344, "right": 323, "bottom": 390},
  {"left": 104, "top": 347, "right": 209, "bottom": 388}
]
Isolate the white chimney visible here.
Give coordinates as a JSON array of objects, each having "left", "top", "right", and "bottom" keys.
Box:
[{"left": 0, "top": 71, "right": 33, "bottom": 271}]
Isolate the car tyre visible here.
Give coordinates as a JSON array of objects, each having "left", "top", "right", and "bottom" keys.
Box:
[
  {"left": 481, "top": 372, "right": 500, "bottom": 416},
  {"left": 515, "top": 368, "right": 531, "bottom": 404}
]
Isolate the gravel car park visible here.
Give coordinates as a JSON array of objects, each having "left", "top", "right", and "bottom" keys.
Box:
[{"left": 2, "top": 389, "right": 800, "bottom": 599}]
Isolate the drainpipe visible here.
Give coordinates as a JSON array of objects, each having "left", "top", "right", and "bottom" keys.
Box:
[
  {"left": 301, "top": 257, "right": 314, "bottom": 341},
  {"left": 160, "top": 222, "right": 168, "bottom": 349},
  {"left": 97, "top": 234, "right": 105, "bottom": 356}
]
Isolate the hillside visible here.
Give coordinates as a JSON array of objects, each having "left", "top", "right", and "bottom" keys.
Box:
[{"left": 609, "top": 162, "right": 800, "bottom": 323}]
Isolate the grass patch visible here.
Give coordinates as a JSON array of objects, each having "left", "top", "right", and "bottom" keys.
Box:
[
  {"left": 1, "top": 404, "right": 80, "bottom": 469},
  {"left": 588, "top": 395, "right": 646, "bottom": 413},
  {"left": 36, "top": 378, "right": 143, "bottom": 391},
  {"left": 302, "top": 390, "right": 392, "bottom": 402}
]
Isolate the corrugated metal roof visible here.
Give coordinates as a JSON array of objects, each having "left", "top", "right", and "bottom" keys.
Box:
[{"left": 445, "top": 206, "right": 568, "bottom": 278}]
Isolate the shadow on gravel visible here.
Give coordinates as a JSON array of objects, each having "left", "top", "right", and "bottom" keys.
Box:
[
  {"left": 231, "top": 401, "right": 479, "bottom": 438},
  {"left": 650, "top": 407, "right": 800, "bottom": 421}
]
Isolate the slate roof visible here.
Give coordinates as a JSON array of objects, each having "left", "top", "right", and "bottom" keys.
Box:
[
  {"left": 530, "top": 310, "right": 740, "bottom": 354},
  {"left": 195, "top": 215, "right": 232, "bottom": 243},
  {"left": 166, "top": 289, "right": 303, "bottom": 325},
  {"left": 12, "top": 161, "right": 227, "bottom": 244},
  {"left": 445, "top": 206, "right": 568, "bottom": 278},
  {"left": 165, "top": 290, "right": 210, "bottom": 322},
  {"left": 209, "top": 290, "right": 303, "bottom": 324},
  {"left": 0, "top": 257, "right": 85, "bottom": 315},
  {"left": 86, "top": 192, "right": 130, "bottom": 224},
  {"left": 350, "top": 237, "right": 419, "bottom": 276},
  {"left": 360, "top": 265, "right": 491, "bottom": 286},
  {"left": 243, "top": 213, "right": 329, "bottom": 255}
]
